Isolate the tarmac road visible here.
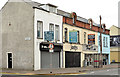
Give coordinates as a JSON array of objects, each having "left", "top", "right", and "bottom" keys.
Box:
[
  {"left": 1, "top": 68, "right": 120, "bottom": 77},
  {"left": 1, "top": 75, "right": 120, "bottom": 77},
  {"left": 1, "top": 66, "right": 120, "bottom": 77},
  {"left": 84, "top": 68, "right": 120, "bottom": 75}
]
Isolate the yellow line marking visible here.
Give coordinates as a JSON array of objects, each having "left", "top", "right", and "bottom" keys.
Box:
[{"left": 0, "top": 72, "right": 87, "bottom": 75}]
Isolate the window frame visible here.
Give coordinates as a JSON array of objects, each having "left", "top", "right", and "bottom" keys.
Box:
[
  {"left": 106, "top": 37, "right": 108, "bottom": 47},
  {"left": 49, "top": 23, "right": 54, "bottom": 31},
  {"left": 77, "top": 31, "right": 80, "bottom": 43},
  {"left": 37, "top": 21, "right": 43, "bottom": 39},
  {"left": 84, "top": 32, "right": 86, "bottom": 44},
  {"left": 55, "top": 25, "right": 60, "bottom": 41},
  {"left": 64, "top": 28, "right": 68, "bottom": 42},
  {"left": 103, "top": 37, "right": 106, "bottom": 47}
]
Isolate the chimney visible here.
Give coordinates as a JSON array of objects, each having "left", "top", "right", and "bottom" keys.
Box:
[
  {"left": 71, "top": 12, "right": 77, "bottom": 24},
  {"left": 88, "top": 18, "right": 93, "bottom": 29},
  {"left": 102, "top": 23, "right": 106, "bottom": 32}
]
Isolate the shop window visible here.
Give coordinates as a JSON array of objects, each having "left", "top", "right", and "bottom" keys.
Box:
[
  {"left": 55, "top": 25, "right": 59, "bottom": 41},
  {"left": 37, "top": 21, "right": 43, "bottom": 39},
  {"left": 65, "top": 28, "right": 68, "bottom": 42}
]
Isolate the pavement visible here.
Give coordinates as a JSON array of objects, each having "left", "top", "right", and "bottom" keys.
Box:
[{"left": 1, "top": 64, "right": 120, "bottom": 75}]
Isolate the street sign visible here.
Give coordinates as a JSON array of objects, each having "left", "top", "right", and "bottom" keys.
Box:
[
  {"left": 44, "top": 31, "right": 54, "bottom": 41},
  {"left": 49, "top": 43, "right": 54, "bottom": 50}
]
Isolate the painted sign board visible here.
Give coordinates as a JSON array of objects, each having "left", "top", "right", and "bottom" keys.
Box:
[
  {"left": 44, "top": 31, "right": 54, "bottom": 41},
  {"left": 88, "top": 34, "right": 95, "bottom": 45},
  {"left": 69, "top": 31, "right": 77, "bottom": 43}
]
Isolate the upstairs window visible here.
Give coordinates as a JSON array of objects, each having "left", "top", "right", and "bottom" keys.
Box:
[
  {"left": 37, "top": 21, "right": 43, "bottom": 39},
  {"left": 65, "top": 28, "right": 68, "bottom": 42},
  {"left": 77, "top": 31, "right": 80, "bottom": 43},
  {"left": 84, "top": 32, "right": 86, "bottom": 44},
  {"left": 106, "top": 37, "right": 108, "bottom": 47},
  {"left": 103, "top": 37, "right": 108, "bottom": 47},
  {"left": 49, "top": 6, "right": 56, "bottom": 13},
  {"left": 55, "top": 25, "right": 59, "bottom": 41},
  {"left": 103, "top": 37, "right": 105, "bottom": 47},
  {"left": 49, "top": 23, "right": 54, "bottom": 31}
]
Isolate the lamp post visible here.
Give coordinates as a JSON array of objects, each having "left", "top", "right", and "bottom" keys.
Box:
[{"left": 99, "top": 15, "right": 103, "bottom": 68}]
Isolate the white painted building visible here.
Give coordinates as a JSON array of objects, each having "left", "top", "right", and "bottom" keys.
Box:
[
  {"left": 34, "top": 4, "right": 63, "bottom": 70},
  {"left": 1, "top": 0, "right": 63, "bottom": 70}
]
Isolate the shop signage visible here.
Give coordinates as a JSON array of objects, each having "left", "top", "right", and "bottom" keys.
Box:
[
  {"left": 40, "top": 43, "right": 62, "bottom": 52},
  {"left": 88, "top": 34, "right": 95, "bottom": 45},
  {"left": 69, "top": 31, "right": 77, "bottom": 43},
  {"left": 49, "top": 43, "right": 54, "bottom": 50},
  {"left": 41, "top": 45, "right": 49, "bottom": 49},
  {"left": 25, "top": 37, "right": 31, "bottom": 41},
  {"left": 70, "top": 46, "right": 78, "bottom": 50},
  {"left": 44, "top": 31, "right": 54, "bottom": 41},
  {"left": 110, "top": 35, "right": 120, "bottom": 47},
  {"left": 86, "top": 44, "right": 97, "bottom": 51}
]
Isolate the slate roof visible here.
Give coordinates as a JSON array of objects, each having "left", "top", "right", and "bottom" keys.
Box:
[{"left": 24, "top": 0, "right": 100, "bottom": 27}]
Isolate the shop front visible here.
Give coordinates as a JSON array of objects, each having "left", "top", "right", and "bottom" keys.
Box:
[
  {"left": 84, "top": 53, "right": 109, "bottom": 67},
  {"left": 40, "top": 42, "right": 62, "bottom": 69},
  {"left": 65, "top": 51, "right": 81, "bottom": 68}
]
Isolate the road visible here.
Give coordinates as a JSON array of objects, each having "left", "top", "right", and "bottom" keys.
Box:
[
  {"left": 84, "top": 68, "right": 120, "bottom": 75},
  {"left": 1, "top": 68, "right": 120, "bottom": 77}
]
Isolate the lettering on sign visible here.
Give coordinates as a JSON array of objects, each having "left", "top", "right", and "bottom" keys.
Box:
[
  {"left": 70, "top": 46, "right": 78, "bottom": 50},
  {"left": 25, "top": 37, "right": 31, "bottom": 41},
  {"left": 42, "top": 45, "right": 48, "bottom": 49},
  {"left": 86, "top": 44, "right": 96, "bottom": 51}
]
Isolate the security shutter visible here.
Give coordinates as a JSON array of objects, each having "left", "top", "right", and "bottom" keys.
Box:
[
  {"left": 41, "top": 51, "right": 60, "bottom": 69},
  {"left": 65, "top": 52, "right": 81, "bottom": 68}
]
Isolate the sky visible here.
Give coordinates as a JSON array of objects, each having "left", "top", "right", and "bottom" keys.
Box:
[{"left": 0, "top": 0, "right": 120, "bottom": 29}]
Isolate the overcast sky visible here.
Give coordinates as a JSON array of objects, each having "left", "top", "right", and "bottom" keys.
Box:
[{"left": 0, "top": 0, "right": 120, "bottom": 29}]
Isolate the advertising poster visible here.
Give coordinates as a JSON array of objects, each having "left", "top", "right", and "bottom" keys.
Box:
[
  {"left": 110, "top": 35, "right": 120, "bottom": 47},
  {"left": 88, "top": 34, "right": 95, "bottom": 45},
  {"left": 69, "top": 31, "right": 77, "bottom": 43}
]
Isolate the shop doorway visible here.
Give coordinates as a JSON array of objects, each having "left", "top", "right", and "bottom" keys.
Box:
[
  {"left": 7, "top": 53, "right": 12, "bottom": 68},
  {"left": 65, "top": 52, "right": 81, "bottom": 68}
]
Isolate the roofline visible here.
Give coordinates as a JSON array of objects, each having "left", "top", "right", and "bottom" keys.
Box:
[
  {"left": 46, "top": 3, "right": 58, "bottom": 8},
  {"left": 111, "top": 25, "right": 120, "bottom": 29}
]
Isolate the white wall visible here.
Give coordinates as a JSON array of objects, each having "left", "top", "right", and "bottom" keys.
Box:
[{"left": 34, "top": 8, "right": 63, "bottom": 70}]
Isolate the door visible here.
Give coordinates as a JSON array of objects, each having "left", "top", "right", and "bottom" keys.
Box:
[
  {"left": 41, "top": 51, "right": 60, "bottom": 69},
  {"left": 65, "top": 52, "right": 81, "bottom": 68},
  {"left": 8, "top": 53, "right": 12, "bottom": 68}
]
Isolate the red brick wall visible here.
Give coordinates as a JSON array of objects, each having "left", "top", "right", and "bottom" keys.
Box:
[{"left": 63, "top": 16, "right": 110, "bottom": 35}]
